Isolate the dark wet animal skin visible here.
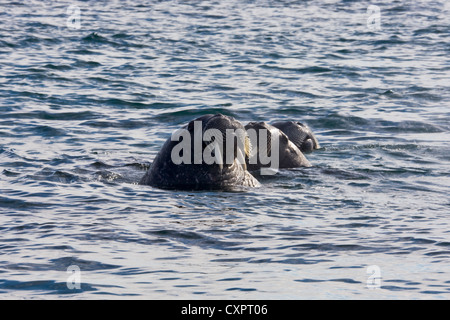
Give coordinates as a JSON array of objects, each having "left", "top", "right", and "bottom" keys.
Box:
[
  {"left": 139, "top": 114, "right": 260, "bottom": 190},
  {"left": 244, "top": 122, "right": 311, "bottom": 172},
  {"left": 271, "top": 121, "right": 320, "bottom": 153}
]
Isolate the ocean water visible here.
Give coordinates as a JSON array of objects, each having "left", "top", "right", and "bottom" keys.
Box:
[{"left": 0, "top": 0, "right": 449, "bottom": 299}]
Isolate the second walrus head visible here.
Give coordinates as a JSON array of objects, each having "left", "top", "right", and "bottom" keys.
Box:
[
  {"left": 244, "top": 121, "right": 311, "bottom": 173},
  {"left": 271, "top": 121, "right": 320, "bottom": 153}
]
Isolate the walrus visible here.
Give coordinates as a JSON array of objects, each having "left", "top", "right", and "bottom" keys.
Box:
[
  {"left": 271, "top": 121, "right": 320, "bottom": 153},
  {"left": 139, "top": 114, "right": 260, "bottom": 190},
  {"left": 244, "top": 122, "right": 311, "bottom": 172}
]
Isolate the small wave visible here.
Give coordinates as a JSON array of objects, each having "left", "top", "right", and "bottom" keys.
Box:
[
  {"left": 152, "top": 107, "right": 238, "bottom": 125},
  {"left": 51, "top": 257, "right": 120, "bottom": 271},
  {"left": 80, "top": 119, "right": 148, "bottom": 129},
  {"left": 81, "top": 32, "right": 143, "bottom": 49},
  {"left": 7, "top": 90, "right": 48, "bottom": 100},
  {"left": 25, "top": 168, "right": 80, "bottom": 184},
  {"left": 381, "top": 120, "right": 444, "bottom": 133},
  {"left": 43, "top": 63, "right": 72, "bottom": 71},
  {"left": 409, "top": 92, "right": 443, "bottom": 102},
  {"left": 269, "top": 89, "right": 321, "bottom": 99},
  {"left": 19, "top": 125, "right": 66, "bottom": 137},
  {"left": 260, "top": 64, "right": 333, "bottom": 74},
  {"left": 0, "top": 110, "right": 99, "bottom": 121},
  {"left": 320, "top": 167, "right": 369, "bottom": 180},
  {"left": 143, "top": 229, "right": 245, "bottom": 250},
  {"left": 96, "top": 98, "right": 151, "bottom": 109},
  {"left": 0, "top": 279, "right": 97, "bottom": 295},
  {"left": 295, "top": 278, "right": 362, "bottom": 284},
  {"left": 0, "top": 195, "right": 55, "bottom": 210},
  {"left": 112, "top": 33, "right": 134, "bottom": 39},
  {"left": 380, "top": 89, "right": 403, "bottom": 98},
  {"left": 72, "top": 60, "right": 102, "bottom": 68},
  {"left": 65, "top": 49, "right": 99, "bottom": 55},
  {"left": 82, "top": 32, "right": 110, "bottom": 43},
  {"left": 372, "top": 35, "right": 407, "bottom": 46},
  {"left": 0, "top": 40, "right": 17, "bottom": 48},
  {"left": 2, "top": 169, "right": 21, "bottom": 177},
  {"left": 413, "top": 25, "right": 450, "bottom": 36},
  {"left": 18, "top": 35, "right": 61, "bottom": 46},
  {"left": 314, "top": 112, "right": 371, "bottom": 130}
]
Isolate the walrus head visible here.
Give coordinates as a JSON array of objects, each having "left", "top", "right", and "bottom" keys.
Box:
[
  {"left": 244, "top": 122, "right": 311, "bottom": 173},
  {"left": 271, "top": 121, "right": 320, "bottom": 153},
  {"left": 187, "top": 114, "right": 252, "bottom": 171},
  {"left": 140, "top": 114, "right": 259, "bottom": 190}
]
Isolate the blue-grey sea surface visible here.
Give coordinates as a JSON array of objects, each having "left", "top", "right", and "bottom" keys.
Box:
[{"left": 1, "top": 0, "right": 449, "bottom": 299}]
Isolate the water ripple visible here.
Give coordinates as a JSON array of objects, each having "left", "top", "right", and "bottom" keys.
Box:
[{"left": 0, "top": 0, "right": 449, "bottom": 299}]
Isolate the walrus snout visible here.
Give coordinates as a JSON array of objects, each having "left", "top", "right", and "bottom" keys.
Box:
[{"left": 201, "top": 114, "right": 250, "bottom": 169}]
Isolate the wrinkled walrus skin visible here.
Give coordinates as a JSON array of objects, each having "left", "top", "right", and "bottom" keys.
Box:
[
  {"left": 139, "top": 114, "right": 260, "bottom": 190},
  {"left": 244, "top": 121, "right": 311, "bottom": 172},
  {"left": 271, "top": 121, "right": 320, "bottom": 153}
]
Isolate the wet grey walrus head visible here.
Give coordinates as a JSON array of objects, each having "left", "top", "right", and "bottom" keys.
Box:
[
  {"left": 139, "top": 114, "right": 260, "bottom": 190},
  {"left": 244, "top": 122, "right": 311, "bottom": 172},
  {"left": 271, "top": 121, "right": 320, "bottom": 153}
]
